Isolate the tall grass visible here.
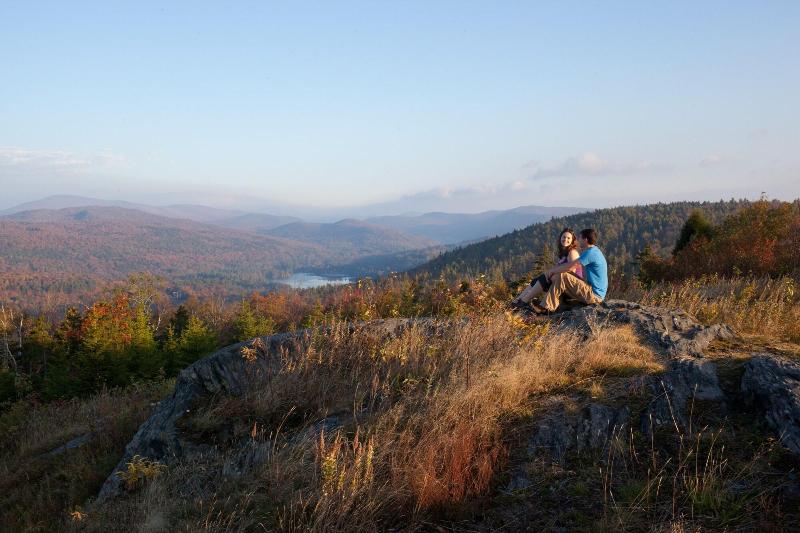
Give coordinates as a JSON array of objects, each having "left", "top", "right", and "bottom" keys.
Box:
[{"left": 0, "top": 380, "right": 171, "bottom": 531}]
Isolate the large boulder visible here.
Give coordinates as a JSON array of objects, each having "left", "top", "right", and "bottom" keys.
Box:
[
  {"left": 641, "top": 356, "right": 724, "bottom": 433},
  {"left": 741, "top": 353, "right": 800, "bottom": 454}
]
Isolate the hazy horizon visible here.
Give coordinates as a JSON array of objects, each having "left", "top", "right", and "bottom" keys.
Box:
[{"left": 2, "top": 2, "right": 799, "bottom": 213}]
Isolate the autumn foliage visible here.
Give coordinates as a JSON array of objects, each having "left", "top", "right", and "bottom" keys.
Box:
[{"left": 638, "top": 200, "right": 800, "bottom": 283}]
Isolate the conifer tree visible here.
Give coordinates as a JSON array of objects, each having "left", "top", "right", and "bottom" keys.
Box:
[
  {"left": 672, "top": 210, "right": 714, "bottom": 255},
  {"left": 172, "top": 315, "right": 217, "bottom": 373}
]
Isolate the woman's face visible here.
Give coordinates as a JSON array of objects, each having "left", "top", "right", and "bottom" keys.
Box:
[{"left": 560, "top": 232, "right": 573, "bottom": 248}]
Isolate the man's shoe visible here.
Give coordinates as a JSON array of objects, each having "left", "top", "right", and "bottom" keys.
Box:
[{"left": 529, "top": 302, "right": 550, "bottom": 315}]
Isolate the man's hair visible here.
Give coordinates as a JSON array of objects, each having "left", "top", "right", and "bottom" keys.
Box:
[{"left": 580, "top": 228, "right": 598, "bottom": 245}]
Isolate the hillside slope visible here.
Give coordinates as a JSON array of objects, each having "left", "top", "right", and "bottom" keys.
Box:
[
  {"left": 79, "top": 304, "right": 800, "bottom": 531},
  {"left": 413, "top": 200, "right": 749, "bottom": 281}
]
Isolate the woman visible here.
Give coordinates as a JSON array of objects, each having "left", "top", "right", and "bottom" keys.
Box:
[{"left": 511, "top": 228, "right": 583, "bottom": 309}]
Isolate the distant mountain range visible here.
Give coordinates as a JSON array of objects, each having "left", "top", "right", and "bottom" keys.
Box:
[
  {"left": 365, "top": 205, "right": 584, "bottom": 244},
  {"left": 1, "top": 195, "right": 586, "bottom": 246},
  {"left": 0, "top": 194, "right": 246, "bottom": 223},
  {"left": 0, "top": 207, "right": 322, "bottom": 301}
]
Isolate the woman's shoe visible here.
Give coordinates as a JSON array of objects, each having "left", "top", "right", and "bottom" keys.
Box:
[{"left": 509, "top": 299, "right": 528, "bottom": 310}]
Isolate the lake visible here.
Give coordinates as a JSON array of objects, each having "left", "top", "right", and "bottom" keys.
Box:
[{"left": 272, "top": 272, "right": 352, "bottom": 289}]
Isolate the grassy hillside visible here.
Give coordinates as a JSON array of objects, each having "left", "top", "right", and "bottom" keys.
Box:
[{"left": 413, "top": 200, "right": 750, "bottom": 282}]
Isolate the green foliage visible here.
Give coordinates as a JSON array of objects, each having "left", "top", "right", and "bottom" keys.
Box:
[
  {"left": 170, "top": 305, "right": 190, "bottom": 337},
  {"left": 673, "top": 210, "right": 714, "bottom": 255},
  {"left": 642, "top": 200, "right": 800, "bottom": 282},
  {"left": 232, "top": 300, "right": 276, "bottom": 342}
]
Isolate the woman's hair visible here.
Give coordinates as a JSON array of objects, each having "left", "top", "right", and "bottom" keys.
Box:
[{"left": 558, "top": 227, "right": 579, "bottom": 258}]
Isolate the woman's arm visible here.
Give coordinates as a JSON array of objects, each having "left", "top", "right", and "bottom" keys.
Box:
[
  {"left": 545, "top": 257, "right": 581, "bottom": 278},
  {"left": 566, "top": 249, "right": 580, "bottom": 272}
]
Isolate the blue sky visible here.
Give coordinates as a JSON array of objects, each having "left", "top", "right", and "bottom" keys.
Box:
[{"left": 1, "top": 1, "right": 798, "bottom": 213}]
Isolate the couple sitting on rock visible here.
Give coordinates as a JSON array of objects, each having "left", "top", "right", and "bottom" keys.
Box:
[{"left": 511, "top": 227, "right": 608, "bottom": 314}]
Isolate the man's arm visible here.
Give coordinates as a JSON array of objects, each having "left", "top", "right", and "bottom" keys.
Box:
[{"left": 545, "top": 257, "right": 581, "bottom": 277}]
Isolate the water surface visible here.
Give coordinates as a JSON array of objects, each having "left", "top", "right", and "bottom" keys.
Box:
[{"left": 272, "top": 272, "right": 352, "bottom": 289}]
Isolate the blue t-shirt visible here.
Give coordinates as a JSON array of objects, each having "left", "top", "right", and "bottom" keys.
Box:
[{"left": 578, "top": 246, "right": 608, "bottom": 299}]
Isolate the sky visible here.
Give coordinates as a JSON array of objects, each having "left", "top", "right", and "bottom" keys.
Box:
[{"left": 1, "top": 1, "right": 798, "bottom": 215}]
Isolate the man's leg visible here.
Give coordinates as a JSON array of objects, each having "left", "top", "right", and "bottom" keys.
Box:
[{"left": 542, "top": 272, "right": 600, "bottom": 311}]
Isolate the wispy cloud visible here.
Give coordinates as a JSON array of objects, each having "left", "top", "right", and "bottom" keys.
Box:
[
  {"left": 699, "top": 153, "right": 725, "bottom": 167},
  {"left": 526, "top": 152, "right": 663, "bottom": 181},
  {"left": 0, "top": 147, "right": 123, "bottom": 176}
]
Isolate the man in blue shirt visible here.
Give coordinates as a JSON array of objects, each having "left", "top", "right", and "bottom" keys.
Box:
[{"left": 533, "top": 228, "right": 608, "bottom": 313}]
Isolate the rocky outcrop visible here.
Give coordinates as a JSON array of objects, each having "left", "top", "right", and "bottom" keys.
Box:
[
  {"left": 557, "top": 300, "right": 734, "bottom": 356},
  {"left": 741, "top": 353, "right": 800, "bottom": 454},
  {"left": 95, "top": 332, "right": 299, "bottom": 502},
  {"left": 527, "top": 300, "right": 734, "bottom": 463},
  {"left": 95, "top": 319, "right": 432, "bottom": 503},
  {"left": 95, "top": 301, "right": 754, "bottom": 504}
]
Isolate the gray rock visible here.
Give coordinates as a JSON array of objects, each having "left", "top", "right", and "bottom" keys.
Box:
[
  {"left": 641, "top": 356, "right": 724, "bottom": 433},
  {"left": 575, "top": 403, "right": 631, "bottom": 452},
  {"left": 741, "top": 353, "right": 800, "bottom": 454},
  {"left": 558, "top": 300, "right": 734, "bottom": 357}
]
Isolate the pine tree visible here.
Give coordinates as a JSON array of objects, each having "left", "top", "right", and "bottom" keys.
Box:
[
  {"left": 170, "top": 305, "right": 190, "bottom": 337},
  {"left": 128, "top": 305, "right": 161, "bottom": 379}
]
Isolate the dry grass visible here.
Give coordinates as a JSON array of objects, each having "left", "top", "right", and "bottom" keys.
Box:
[
  {"left": 0, "top": 380, "right": 171, "bottom": 532},
  {"left": 85, "top": 315, "right": 665, "bottom": 531},
  {"left": 619, "top": 275, "right": 800, "bottom": 342}
]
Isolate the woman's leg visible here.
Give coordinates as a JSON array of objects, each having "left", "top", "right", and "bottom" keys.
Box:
[{"left": 517, "top": 281, "right": 544, "bottom": 303}]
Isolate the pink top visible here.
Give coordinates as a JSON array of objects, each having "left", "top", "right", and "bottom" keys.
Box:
[{"left": 558, "top": 255, "right": 584, "bottom": 279}]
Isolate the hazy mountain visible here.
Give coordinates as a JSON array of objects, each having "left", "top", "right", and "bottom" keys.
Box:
[
  {"left": 1, "top": 195, "right": 246, "bottom": 223},
  {"left": 0, "top": 206, "right": 450, "bottom": 307},
  {"left": 365, "top": 205, "right": 586, "bottom": 244},
  {"left": 213, "top": 213, "right": 303, "bottom": 233},
  {"left": 264, "top": 219, "right": 438, "bottom": 257}
]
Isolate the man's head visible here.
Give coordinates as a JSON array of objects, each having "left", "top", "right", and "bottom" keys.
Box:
[{"left": 580, "top": 228, "right": 598, "bottom": 246}]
